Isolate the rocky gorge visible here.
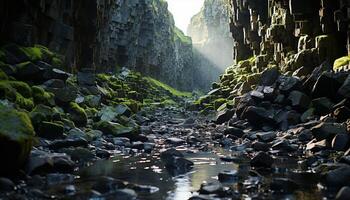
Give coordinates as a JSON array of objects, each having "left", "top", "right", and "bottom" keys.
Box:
[{"left": 1, "top": 0, "right": 350, "bottom": 200}]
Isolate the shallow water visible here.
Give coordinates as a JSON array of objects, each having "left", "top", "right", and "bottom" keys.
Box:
[{"left": 79, "top": 151, "right": 239, "bottom": 199}]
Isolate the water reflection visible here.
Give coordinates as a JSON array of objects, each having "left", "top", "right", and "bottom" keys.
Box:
[{"left": 79, "top": 152, "right": 238, "bottom": 200}]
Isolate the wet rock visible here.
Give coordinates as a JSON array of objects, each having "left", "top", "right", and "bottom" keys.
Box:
[
  {"left": 77, "top": 70, "right": 96, "bottom": 86},
  {"left": 242, "top": 106, "right": 273, "bottom": 128},
  {"left": 215, "top": 109, "right": 234, "bottom": 124},
  {"left": 272, "top": 140, "right": 297, "bottom": 152},
  {"left": 220, "top": 156, "right": 239, "bottom": 162},
  {"left": 95, "top": 121, "right": 138, "bottom": 140},
  {"left": 250, "top": 152, "right": 274, "bottom": 168},
  {"left": 270, "top": 178, "right": 299, "bottom": 193},
  {"left": 306, "top": 139, "right": 328, "bottom": 152},
  {"left": 312, "top": 97, "right": 334, "bottom": 115},
  {"left": 252, "top": 142, "right": 271, "bottom": 152},
  {"left": 46, "top": 173, "right": 74, "bottom": 186},
  {"left": 68, "top": 102, "right": 87, "bottom": 127},
  {"left": 48, "top": 138, "right": 88, "bottom": 150},
  {"left": 298, "top": 129, "right": 313, "bottom": 142},
  {"left": 113, "top": 137, "right": 131, "bottom": 146},
  {"left": 199, "top": 181, "right": 223, "bottom": 195},
  {"left": 338, "top": 75, "right": 350, "bottom": 98},
  {"left": 27, "top": 150, "right": 75, "bottom": 175},
  {"left": 37, "top": 121, "right": 64, "bottom": 140},
  {"left": 128, "top": 184, "right": 159, "bottom": 194},
  {"left": 288, "top": 91, "right": 310, "bottom": 110},
  {"left": 324, "top": 166, "right": 350, "bottom": 187},
  {"left": 256, "top": 131, "right": 276, "bottom": 142},
  {"left": 96, "top": 148, "right": 111, "bottom": 159},
  {"left": 278, "top": 76, "right": 301, "bottom": 93},
  {"left": 52, "top": 86, "right": 77, "bottom": 103},
  {"left": 310, "top": 122, "right": 347, "bottom": 141},
  {"left": 259, "top": 67, "right": 280, "bottom": 86},
  {"left": 312, "top": 72, "right": 342, "bottom": 99},
  {"left": 332, "top": 134, "right": 350, "bottom": 151},
  {"left": 334, "top": 106, "right": 350, "bottom": 122},
  {"left": 0, "top": 177, "right": 15, "bottom": 191},
  {"left": 218, "top": 170, "right": 238, "bottom": 182},
  {"left": 0, "top": 107, "right": 35, "bottom": 173},
  {"left": 166, "top": 137, "right": 185, "bottom": 146},
  {"left": 98, "top": 105, "right": 132, "bottom": 121},
  {"left": 60, "top": 147, "right": 95, "bottom": 162},
  {"left": 336, "top": 186, "right": 350, "bottom": 200},
  {"left": 131, "top": 141, "right": 144, "bottom": 150},
  {"left": 110, "top": 189, "right": 137, "bottom": 200},
  {"left": 91, "top": 176, "right": 126, "bottom": 194},
  {"left": 189, "top": 195, "right": 217, "bottom": 200},
  {"left": 160, "top": 148, "right": 193, "bottom": 174},
  {"left": 224, "top": 126, "right": 245, "bottom": 138}
]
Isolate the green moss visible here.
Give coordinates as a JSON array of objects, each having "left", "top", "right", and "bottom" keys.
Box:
[
  {"left": 0, "top": 69, "right": 8, "bottom": 80},
  {"left": 31, "top": 86, "right": 54, "bottom": 105},
  {"left": 145, "top": 77, "right": 191, "bottom": 97},
  {"left": 95, "top": 120, "right": 138, "bottom": 139},
  {"left": 68, "top": 102, "right": 88, "bottom": 126},
  {"left": 30, "top": 104, "right": 54, "bottom": 126},
  {"left": 8, "top": 81, "right": 32, "bottom": 98},
  {"left": 15, "top": 93, "right": 34, "bottom": 110},
  {"left": 334, "top": 56, "right": 350, "bottom": 70},
  {"left": 174, "top": 27, "right": 192, "bottom": 45},
  {"left": 19, "top": 47, "right": 43, "bottom": 62},
  {"left": 0, "top": 107, "right": 35, "bottom": 169},
  {"left": 213, "top": 98, "right": 227, "bottom": 110}
]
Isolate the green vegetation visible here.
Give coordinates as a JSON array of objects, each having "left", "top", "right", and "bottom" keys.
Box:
[
  {"left": 145, "top": 77, "right": 192, "bottom": 97},
  {"left": 174, "top": 27, "right": 192, "bottom": 45},
  {"left": 334, "top": 55, "right": 350, "bottom": 71},
  {"left": 69, "top": 102, "right": 88, "bottom": 126},
  {"left": 0, "top": 106, "right": 35, "bottom": 168}
]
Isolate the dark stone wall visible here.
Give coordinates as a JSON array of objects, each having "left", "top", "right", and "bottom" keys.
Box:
[{"left": 229, "top": 0, "right": 350, "bottom": 69}]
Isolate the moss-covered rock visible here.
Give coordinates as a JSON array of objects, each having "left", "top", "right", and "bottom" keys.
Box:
[
  {"left": 95, "top": 120, "right": 138, "bottom": 140},
  {"left": 29, "top": 104, "right": 54, "bottom": 127},
  {"left": 32, "top": 86, "right": 54, "bottom": 105},
  {"left": 0, "top": 107, "right": 35, "bottom": 173},
  {"left": 333, "top": 56, "right": 350, "bottom": 71},
  {"left": 37, "top": 121, "right": 64, "bottom": 139},
  {"left": 0, "top": 81, "right": 34, "bottom": 110},
  {"left": 68, "top": 102, "right": 88, "bottom": 127}
]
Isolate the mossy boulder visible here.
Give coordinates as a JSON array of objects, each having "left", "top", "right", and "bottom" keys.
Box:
[
  {"left": 30, "top": 104, "right": 54, "bottom": 126},
  {"left": 32, "top": 86, "right": 54, "bottom": 105},
  {"left": 68, "top": 102, "right": 88, "bottom": 127},
  {"left": 0, "top": 81, "right": 34, "bottom": 110},
  {"left": 95, "top": 121, "right": 138, "bottom": 140},
  {"left": 37, "top": 121, "right": 64, "bottom": 140},
  {"left": 0, "top": 107, "right": 35, "bottom": 173},
  {"left": 334, "top": 56, "right": 350, "bottom": 71}
]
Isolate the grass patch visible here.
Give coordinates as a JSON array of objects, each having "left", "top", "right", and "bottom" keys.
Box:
[
  {"left": 145, "top": 77, "right": 192, "bottom": 97},
  {"left": 174, "top": 27, "right": 192, "bottom": 45}
]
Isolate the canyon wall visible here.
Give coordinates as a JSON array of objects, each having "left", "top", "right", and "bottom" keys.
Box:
[
  {"left": 229, "top": 0, "right": 349, "bottom": 70},
  {"left": 0, "top": 0, "right": 194, "bottom": 90},
  {"left": 188, "top": 0, "right": 234, "bottom": 90}
]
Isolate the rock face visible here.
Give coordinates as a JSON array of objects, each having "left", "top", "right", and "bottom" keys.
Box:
[
  {"left": 0, "top": 0, "right": 195, "bottom": 90},
  {"left": 98, "top": 0, "right": 194, "bottom": 90},
  {"left": 188, "top": 0, "right": 234, "bottom": 90}
]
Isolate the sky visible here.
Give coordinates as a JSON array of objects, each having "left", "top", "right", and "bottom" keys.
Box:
[{"left": 165, "top": 0, "right": 205, "bottom": 34}]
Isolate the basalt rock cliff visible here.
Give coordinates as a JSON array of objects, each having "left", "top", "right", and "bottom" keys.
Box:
[
  {"left": 188, "top": 0, "right": 234, "bottom": 90},
  {"left": 0, "top": 0, "right": 195, "bottom": 90}
]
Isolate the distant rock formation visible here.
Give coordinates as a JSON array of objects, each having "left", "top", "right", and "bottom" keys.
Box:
[{"left": 188, "top": 0, "right": 234, "bottom": 90}]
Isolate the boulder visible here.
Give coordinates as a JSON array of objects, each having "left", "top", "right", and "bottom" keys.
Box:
[
  {"left": 288, "top": 91, "right": 310, "bottom": 110},
  {"left": 242, "top": 106, "right": 274, "bottom": 128},
  {"left": 336, "top": 186, "right": 350, "bottom": 200},
  {"left": 310, "top": 122, "right": 347, "bottom": 141},
  {"left": 218, "top": 170, "right": 238, "bottom": 182},
  {"left": 259, "top": 67, "right": 280, "bottom": 86},
  {"left": 95, "top": 121, "right": 138, "bottom": 140},
  {"left": 278, "top": 76, "right": 301, "bottom": 94},
  {"left": 332, "top": 134, "right": 350, "bottom": 151},
  {"left": 256, "top": 131, "right": 277, "bottom": 142},
  {"left": 68, "top": 102, "right": 87, "bottom": 127},
  {"left": 250, "top": 152, "right": 274, "bottom": 168},
  {"left": 312, "top": 97, "right": 334, "bottom": 116},
  {"left": 0, "top": 107, "right": 35, "bottom": 173},
  {"left": 214, "top": 109, "right": 234, "bottom": 124},
  {"left": 160, "top": 148, "right": 193, "bottom": 175},
  {"left": 37, "top": 121, "right": 64, "bottom": 139}
]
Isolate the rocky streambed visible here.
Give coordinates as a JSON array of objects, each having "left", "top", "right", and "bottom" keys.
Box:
[{"left": 1, "top": 105, "right": 347, "bottom": 200}]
